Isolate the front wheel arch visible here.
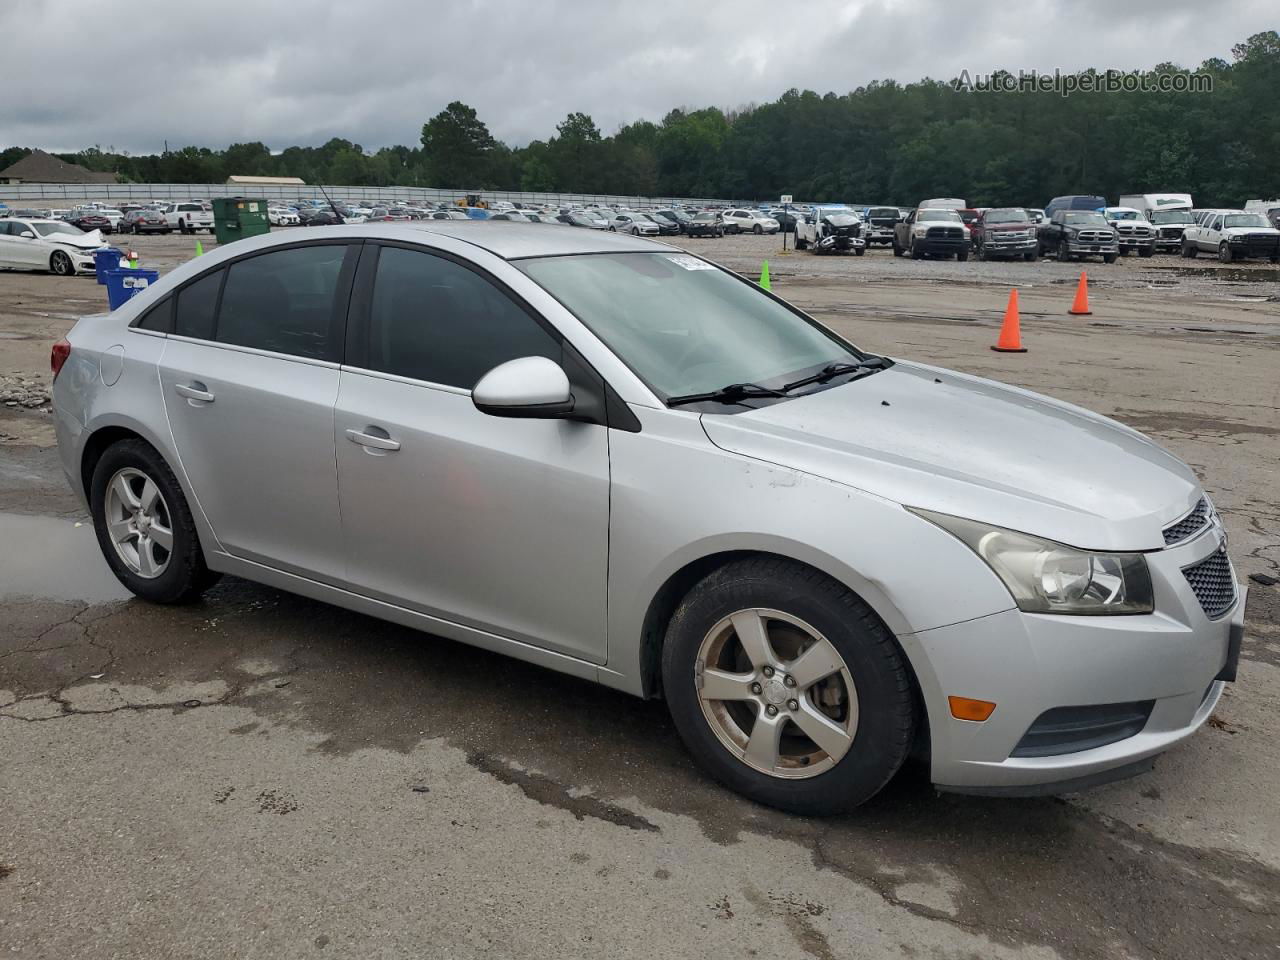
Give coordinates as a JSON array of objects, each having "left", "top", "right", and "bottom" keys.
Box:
[{"left": 637, "top": 549, "right": 918, "bottom": 702}]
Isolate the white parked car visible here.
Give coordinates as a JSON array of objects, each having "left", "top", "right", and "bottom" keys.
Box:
[
  {"left": 1181, "top": 210, "right": 1280, "bottom": 262},
  {"left": 0, "top": 218, "right": 109, "bottom": 275},
  {"left": 162, "top": 202, "right": 215, "bottom": 234},
  {"left": 722, "top": 209, "right": 780, "bottom": 235},
  {"left": 1102, "top": 207, "right": 1156, "bottom": 257},
  {"left": 610, "top": 213, "right": 660, "bottom": 236},
  {"left": 268, "top": 206, "right": 301, "bottom": 226}
]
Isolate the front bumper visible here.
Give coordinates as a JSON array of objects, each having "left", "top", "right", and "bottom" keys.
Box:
[
  {"left": 817, "top": 233, "right": 865, "bottom": 251},
  {"left": 1067, "top": 240, "right": 1119, "bottom": 255},
  {"left": 69, "top": 249, "right": 101, "bottom": 273},
  {"left": 982, "top": 235, "right": 1037, "bottom": 256},
  {"left": 902, "top": 526, "right": 1244, "bottom": 794}
]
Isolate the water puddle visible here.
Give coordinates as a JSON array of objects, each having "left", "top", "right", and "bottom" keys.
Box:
[
  {"left": 1149, "top": 266, "right": 1280, "bottom": 283},
  {"left": 0, "top": 513, "right": 131, "bottom": 603}
]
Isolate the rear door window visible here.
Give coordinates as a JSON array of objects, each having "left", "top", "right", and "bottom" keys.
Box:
[
  {"left": 174, "top": 269, "right": 223, "bottom": 340},
  {"left": 215, "top": 244, "right": 352, "bottom": 361}
]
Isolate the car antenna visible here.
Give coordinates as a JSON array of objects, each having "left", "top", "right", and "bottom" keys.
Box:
[{"left": 315, "top": 182, "right": 344, "bottom": 224}]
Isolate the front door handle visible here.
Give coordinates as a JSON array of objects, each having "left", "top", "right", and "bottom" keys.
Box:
[
  {"left": 174, "top": 382, "right": 215, "bottom": 403},
  {"left": 346, "top": 427, "right": 401, "bottom": 452}
]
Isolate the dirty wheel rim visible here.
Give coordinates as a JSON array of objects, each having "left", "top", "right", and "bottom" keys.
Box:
[
  {"left": 105, "top": 467, "right": 173, "bottom": 579},
  {"left": 696, "top": 608, "right": 858, "bottom": 779}
]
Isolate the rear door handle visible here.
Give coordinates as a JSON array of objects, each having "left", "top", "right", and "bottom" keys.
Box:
[
  {"left": 346, "top": 427, "right": 401, "bottom": 452},
  {"left": 174, "top": 382, "right": 215, "bottom": 403}
]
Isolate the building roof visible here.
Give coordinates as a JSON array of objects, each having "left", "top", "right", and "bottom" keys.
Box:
[
  {"left": 226, "top": 175, "right": 307, "bottom": 186},
  {"left": 0, "top": 149, "right": 119, "bottom": 184}
]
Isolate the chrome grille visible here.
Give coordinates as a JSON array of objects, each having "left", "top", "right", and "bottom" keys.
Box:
[
  {"left": 1183, "top": 548, "right": 1236, "bottom": 620},
  {"left": 1163, "top": 497, "right": 1209, "bottom": 545},
  {"left": 926, "top": 226, "right": 963, "bottom": 240},
  {"left": 1076, "top": 229, "right": 1113, "bottom": 243}
]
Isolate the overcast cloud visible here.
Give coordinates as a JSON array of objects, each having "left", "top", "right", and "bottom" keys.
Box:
[{"left": 4, "top": 0, "right": 1273, "bottom": 154}]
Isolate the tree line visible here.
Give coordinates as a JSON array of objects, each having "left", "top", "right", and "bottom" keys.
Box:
[{"left": 4, "top": 32, "right": 1276, "bottom": 207}]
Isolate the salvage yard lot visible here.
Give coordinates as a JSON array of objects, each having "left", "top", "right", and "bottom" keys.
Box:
[{"left": 2, "top": 228, "right": 1278, "bottom": 959}]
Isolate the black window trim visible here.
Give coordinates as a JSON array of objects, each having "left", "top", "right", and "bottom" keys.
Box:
[
  {"left": 344, "top": 239, "right": 638, "bottom": 432},
  {"left": 130, "top": 237, "right": 363, "bottom": 366}
]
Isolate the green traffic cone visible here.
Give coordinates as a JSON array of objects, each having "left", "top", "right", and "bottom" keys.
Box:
[
  {"left": 759, "top": 260, "right": 771, "bottom": 291},
  {"left": 195, "top": 239, "right": 204, "bottom": 257}
]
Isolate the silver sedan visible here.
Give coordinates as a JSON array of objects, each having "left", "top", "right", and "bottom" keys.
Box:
[{"left": 52, "top": 222, "right": 1244, "bottom": 813}]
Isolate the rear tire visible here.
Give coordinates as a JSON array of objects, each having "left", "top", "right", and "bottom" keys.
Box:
[
  {"left": 661, "top": 557, "right": 916, "bottom": 815},
  {"left": 90, "top": 439, "right": 219, "bottom": 604}
]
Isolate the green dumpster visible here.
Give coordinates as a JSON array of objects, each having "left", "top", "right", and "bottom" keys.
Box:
[{"left": 212, "top": 197, "right": 271, "bottom": 246}]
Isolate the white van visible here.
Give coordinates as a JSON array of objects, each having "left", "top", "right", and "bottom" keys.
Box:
[
  {"left": 1118, "top": 193, "right": 1193, "bottom": 221},
  {"left": 1244, "top": 199, "right": 1280, "bottom": 228}
]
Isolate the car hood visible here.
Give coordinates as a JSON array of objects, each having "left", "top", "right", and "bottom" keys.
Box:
[
  {"left": 51, "top": 229, "right": 107, "bottom": 250},
  {"left": 699, "top": 360, "right": 1199, "bottom": 551},
  {"left": 1223, "top": 226, "right": 1280, "bottom": 236}
]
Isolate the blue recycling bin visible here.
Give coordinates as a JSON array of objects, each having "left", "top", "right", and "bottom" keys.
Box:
[
  {"left": 94, "top": 247, "right": 127, "bottom": 285},
  {"left": 105, "top": 268, "right": 160, "bottom": 310}
]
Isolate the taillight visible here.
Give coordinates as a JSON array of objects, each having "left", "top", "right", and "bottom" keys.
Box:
[{"left": 51, "top": 338, "right": 71, "bottom": 380}]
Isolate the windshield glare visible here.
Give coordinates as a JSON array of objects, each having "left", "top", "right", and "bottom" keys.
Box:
[
  {"left": 919, "top": 210, "right": 961, "bottom": 222},
  {"left": 517, "top": 252, "right": 860, "bottom": 399},
  {"left": 34, "top": 222, "right": 84, "bottom": 237},
  {"left": 1152, "top": 211, "right": 1193, "bottom": 224},
  {"left": 1108, "top": 210, "right": 1140, "bottom": 220},
  {"left": 985, "top": 209, "right": 1029, "bottom": 224},
  {"left": 1063, "top": 212, "right": 1107, "bottom": 226},
  {"left": 1224, "top": 214, "right": 1268, "bottom": 228}
]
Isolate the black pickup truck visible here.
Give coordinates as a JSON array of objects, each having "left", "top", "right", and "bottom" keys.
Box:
[{"left": 1038, "top": 211, "right": 1119, "bottom": 263}]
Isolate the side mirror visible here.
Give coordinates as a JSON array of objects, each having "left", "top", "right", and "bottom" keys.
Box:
[
  {"left": 19, "top": 231, "right": 36, "bottom": 239},
  {"left": 473, "top": 356, "right": 574, "bottom": 419}
]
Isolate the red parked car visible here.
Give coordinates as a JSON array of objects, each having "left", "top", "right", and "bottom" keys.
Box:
[
  {"left": 66, "top": 210, "right": 113, "bottom": 234},
  {"left": 970, "top": 207, "right": 1039, "bottom": 261}
]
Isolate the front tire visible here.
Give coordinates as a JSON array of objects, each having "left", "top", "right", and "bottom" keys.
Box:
[
  {"left": 90, "top": 439, "right": 219, "bottom": 604},
  {"left": 661, "top": 558, "right": 916, "bottom": 815},
  {"left": 957, "top": 247, "right": 969, "bottom": 262},
  {"left": 1218, "top": 242, "right": 1233, "bottom": 263},
  {"left": 1182, "top": 240, "right": 1198, "bottom": 258},
  {"left": 753, "top": 224, "right": 763, "bottom": 235},
  {"left": 1058, "top": 239, "right": 1073, "bottom": 261},
  {"left": 1103, "top": 253, "right": 1118, "bottom": 264},
  {"left": 49, "top": 250, "right": 74, "bottom": 276}
]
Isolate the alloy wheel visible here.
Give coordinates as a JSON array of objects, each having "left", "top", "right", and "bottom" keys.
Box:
[
  {"left": 696, "top": 608, "right": 858, "bottom": 779},
  {"left": 104, "top": 467, "right": 174, "bottom": 579},
  {"left": 50, "top": 251, "right": 73, "bottom": 276}
]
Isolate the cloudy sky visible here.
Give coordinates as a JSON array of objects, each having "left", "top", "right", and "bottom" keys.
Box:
[{"left": 5, "top": 0, "right": 1274, "bottom": 154}]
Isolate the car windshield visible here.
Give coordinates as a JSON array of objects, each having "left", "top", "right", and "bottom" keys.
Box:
[
  {"left": 918, "top": 210, "right": 961, "bottom": 222},
  {"left": 1063, "top": 212, "right": 1107, "bottom": 226},
  {"left": 985, "top": 209, "right": 1029, "bottom": 224},
  {"left": 1224, "top": 214, "right": 1268, "bottom": 228},
  {"left": 1108, "top": 210, "right": 1140, "bottom": 220},
  {"left": 867, "top": 208, "right": 898, "bottom": 219},
  {"left": 34, "top": 222, "right": 84, "bottom": 237},
  {"left": 517, "top": 252, "right": 861, "bottom": 399},
  {"left": 693, "top": 213, "right": 717, "bottom": 221},
  {"left": 1151, "top": 211, "right": 1193, "bottom": 224}
]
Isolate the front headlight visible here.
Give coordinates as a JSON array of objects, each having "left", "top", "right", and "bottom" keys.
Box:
[{"left": 910, "top": 509, "right": 1154, "bottom": 615}]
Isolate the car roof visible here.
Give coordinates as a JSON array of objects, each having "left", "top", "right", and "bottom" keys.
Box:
[{"left": 225, "top": 220, "right": 667, "bottom": 261}]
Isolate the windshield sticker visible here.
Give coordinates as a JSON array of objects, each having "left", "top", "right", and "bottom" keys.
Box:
[{"left": 667, "top": 255, "right": 715, "bottom": 270}]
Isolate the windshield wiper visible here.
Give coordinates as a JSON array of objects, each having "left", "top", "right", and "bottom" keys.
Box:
[
  {"left": 666, "top": 383, "right": 786, "bottom": 407},
  {"left": 779, "top": 356, "right": 891, "bottom": 394}
]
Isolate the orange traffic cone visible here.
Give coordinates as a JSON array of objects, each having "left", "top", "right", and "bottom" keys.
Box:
[
  {"left": 991, "top": 289, "right": 1027, "bottom": 353},
  {"left": 1068, "top": 271, "right": 1091, "bottom": 315}
]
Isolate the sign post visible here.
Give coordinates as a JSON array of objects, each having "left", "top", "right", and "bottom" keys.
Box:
[{"left": 780, "top": 195, "right": 792, "bottom": 252}]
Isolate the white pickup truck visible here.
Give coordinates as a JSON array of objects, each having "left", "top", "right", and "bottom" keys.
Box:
[
  {"left": 162, "top": 201, "right": 214, "bottom": 234},
  {"left": 1181, "top": 210, "right": 1280, "bottom": 263}
]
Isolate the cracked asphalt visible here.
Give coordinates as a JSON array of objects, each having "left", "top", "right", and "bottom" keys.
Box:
[{"left": 2, "top": 232, "right": 1279, "bottom": 959}]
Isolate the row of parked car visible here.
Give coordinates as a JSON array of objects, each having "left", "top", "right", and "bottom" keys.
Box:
[
  {"left": 1, "top": 201, "right": 214, "bottom": 235},
  {"left": 774, "top": 194, "right": 1280, "bottom": 264}
]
